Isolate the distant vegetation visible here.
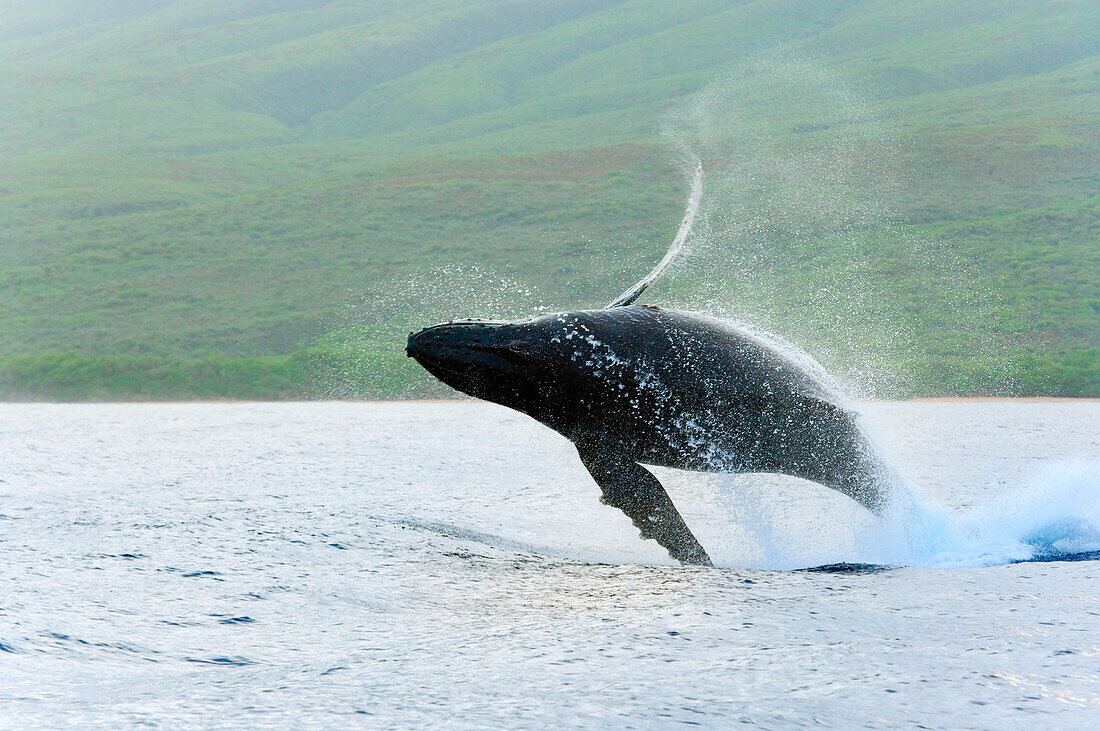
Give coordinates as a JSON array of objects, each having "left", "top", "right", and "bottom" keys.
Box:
[{"left": 1, "top": 1, "right": 1097, "bottom": 399}]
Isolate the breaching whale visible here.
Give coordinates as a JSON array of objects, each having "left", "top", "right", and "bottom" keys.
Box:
[{"left": 406, "top": 168, "right": 894, "bottom": 566}]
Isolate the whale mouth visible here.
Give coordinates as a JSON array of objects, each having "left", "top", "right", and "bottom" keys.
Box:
[{"left": 406, "top": 346, "right": 469, "bottom": 380}]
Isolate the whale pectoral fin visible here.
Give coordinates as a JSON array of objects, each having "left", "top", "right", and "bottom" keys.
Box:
[{"left": 576, "top": 442, "right": 712, "bottom": 567}]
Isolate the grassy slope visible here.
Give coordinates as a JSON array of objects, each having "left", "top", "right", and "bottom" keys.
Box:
[{"left": 0, "top": 0, "right": 1097, "bottom": 399}]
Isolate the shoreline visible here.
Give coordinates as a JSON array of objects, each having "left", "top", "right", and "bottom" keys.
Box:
[
  {"left": 2, "top": 397, "right": 1098, "bottom": 405},
  {"left": 894, "top": 396, "right": 1100, "bottom": 403}
]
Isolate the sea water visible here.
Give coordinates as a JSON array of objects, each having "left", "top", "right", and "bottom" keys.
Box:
[{"left": 1, "top": 401, "right": 1098, "bottom": 727}]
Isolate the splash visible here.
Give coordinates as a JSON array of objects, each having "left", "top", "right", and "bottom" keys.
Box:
[
  {"left": 658, "top": 47, "right": 1014, "bottom": 398},
  {"left": 607, "top": 165, "right": 703, "bottom": 308},
  {"left": 866, "top": 461, "right": 1100, "bottom": 568},
  {"left": 685, "top": 461, "right": 1100, "bottom": 570}
]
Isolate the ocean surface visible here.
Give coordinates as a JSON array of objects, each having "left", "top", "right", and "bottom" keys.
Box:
[{"left": 2, "top": 400, "right": 1099, "bottom": 727}]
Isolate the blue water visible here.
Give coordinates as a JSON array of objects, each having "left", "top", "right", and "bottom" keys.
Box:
[{"left": 1, "top": 401, "right": 1098, "bottom": 726}]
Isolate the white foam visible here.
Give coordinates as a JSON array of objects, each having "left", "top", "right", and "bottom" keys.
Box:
[{"left": 878, "top": 460, "right": 1100, "bottom": 568}]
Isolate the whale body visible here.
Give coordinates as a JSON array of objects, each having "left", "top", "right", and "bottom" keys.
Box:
[{"left": 406, "top": 305, "right": 893, "bottom": 565}]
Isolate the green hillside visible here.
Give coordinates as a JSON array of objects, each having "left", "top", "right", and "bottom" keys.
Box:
[{"left": 1, "top": 0, "right": 1097, "bottom": 400}]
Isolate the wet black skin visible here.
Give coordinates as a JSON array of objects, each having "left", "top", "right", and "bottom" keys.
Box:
[{"left": 407, "top": 305, "right": 892, "bottom": 566}]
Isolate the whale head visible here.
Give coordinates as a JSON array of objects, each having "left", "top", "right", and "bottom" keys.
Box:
[
  {"left": 406, "top": 311, "right": 647, "bottom": 436},
  {"left": 406, "top": 319, "right": 542, "bottom": 400}
]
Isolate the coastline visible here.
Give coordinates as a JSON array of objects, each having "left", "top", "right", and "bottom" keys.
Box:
[{"left": 2, "top": 397, "right": 1098, "bottom": 405}]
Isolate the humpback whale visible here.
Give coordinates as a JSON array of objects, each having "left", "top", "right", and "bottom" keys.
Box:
[{"left": 406, "top": 168, "right": 894, "bottom": 566}]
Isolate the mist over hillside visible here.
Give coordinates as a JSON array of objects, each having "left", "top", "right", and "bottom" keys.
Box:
[{"left": 1, "top": 0, "right": 1097, "bottom": 399}]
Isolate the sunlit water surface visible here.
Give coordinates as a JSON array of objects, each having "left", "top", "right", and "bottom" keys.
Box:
[{"left": 2, "top": 401, "right": 1099, "bottom": 727}]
